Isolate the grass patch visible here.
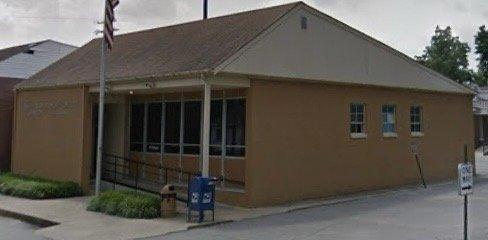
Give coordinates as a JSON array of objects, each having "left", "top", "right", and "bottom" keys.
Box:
[
  {"left": 87, "top": 190, "right": 161, "bottom": 219},
  {"left": 0, "top": 172, "right": 83, "bottom": 199}
]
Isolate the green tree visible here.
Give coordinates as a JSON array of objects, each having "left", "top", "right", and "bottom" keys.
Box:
[
  {"left": 475, "top": 25, "right": 488, "bottom": 86},
  {"left": 416, "top": 26, "right": 472, "bottom": 84}
]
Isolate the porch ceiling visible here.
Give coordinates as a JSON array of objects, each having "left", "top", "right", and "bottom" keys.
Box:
[{"left": 88, "top": 76, "right": 250, "bottom": 94}]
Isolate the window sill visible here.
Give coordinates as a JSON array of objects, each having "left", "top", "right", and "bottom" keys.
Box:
[
  {"left": 350, "top": 133, "right": 367, "bottom": 139},
  {"left": 411, "top": 132, "right": 424, "bottom": 137},
  {"left": 382, "top": 132, "right": 398, "bottom": 138}
]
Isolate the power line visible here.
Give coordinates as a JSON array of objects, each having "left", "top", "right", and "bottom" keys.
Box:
[
  {"left": 9, "top": 15, "right": 129, "bottom": 23},
  {"left": 11, "top": 15, "right": 96, "bottom": 21}
]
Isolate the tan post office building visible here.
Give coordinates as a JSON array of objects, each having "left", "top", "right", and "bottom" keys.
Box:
[{"left": 11, "top": 2, "right": 475, "bottom": 207}]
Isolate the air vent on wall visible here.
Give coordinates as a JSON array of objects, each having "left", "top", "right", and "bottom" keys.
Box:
[{"left": 301, "top": 16, "right": 308, "bottom": 30}]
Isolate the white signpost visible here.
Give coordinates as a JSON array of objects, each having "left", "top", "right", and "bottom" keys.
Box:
[
  {"left": 458, "top": 163, "right": 474, "bottom": 196},
  {"left": 458, "top": 154, "right": 473, "bottom": 240}
]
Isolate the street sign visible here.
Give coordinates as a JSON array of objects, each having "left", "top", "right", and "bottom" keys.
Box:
[
  {"left": 410, "top": 141, "right": 419, "bottom": 154},
  {"left": 458, "top": 163, "right": 473, "bottom": 196},
  {"left": 410, "top": 141, "right": 426, "bottom": 188}
]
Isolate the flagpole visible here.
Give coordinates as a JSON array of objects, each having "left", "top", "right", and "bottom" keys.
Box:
[{"left": 95, "top": 1, "right": 109, "bottom": 196}]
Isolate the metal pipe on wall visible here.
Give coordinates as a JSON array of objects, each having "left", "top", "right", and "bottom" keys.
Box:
[
  {"left": 142, "top": 101, "right": 148, "bottom": 179},
  {"left": 221, "top": 90, "right": 227, "bottom": 187},
  {"left": 160, "top": 95, "right": 165, "bottom": 182},
  {"left": 179, "top": 93, "right": 184, "bottom": 182}
]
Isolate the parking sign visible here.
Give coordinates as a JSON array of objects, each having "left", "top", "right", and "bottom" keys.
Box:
[{"left": 458, "top": 163, "right": 473, "bottom": 196}]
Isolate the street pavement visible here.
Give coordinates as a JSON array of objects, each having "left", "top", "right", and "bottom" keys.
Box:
[
  {"left": 0, "top": 216, "right": 45, "bottom": 240},
  {"left": 146, "top": 156, "right": 488, "bottom": 240}
]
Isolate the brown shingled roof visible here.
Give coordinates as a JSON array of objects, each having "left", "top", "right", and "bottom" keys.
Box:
[{"left": 18, "top": 2, "right": 301, "bottom": 89}]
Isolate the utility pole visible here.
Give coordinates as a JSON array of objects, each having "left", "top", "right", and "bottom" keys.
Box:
[
  {"left": 204, "top": 0, "right": 208, "bottom": 19},
  {"left": 463, "top": 145, "right": 468, "bottom": 240}
]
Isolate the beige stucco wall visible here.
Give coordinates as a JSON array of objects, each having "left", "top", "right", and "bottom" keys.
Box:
[
  {"left": 9, "top": 80, "right": 474, "bottom": 207},
  {"left": 11, "top": 87, "right": 92, "bottom": 192},
  {"left": 245, "top": 80, "right": 474, "bottom": 206}
]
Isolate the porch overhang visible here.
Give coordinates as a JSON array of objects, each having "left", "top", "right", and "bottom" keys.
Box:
[{"left": 88, "top": 76, "right": 250, "bottom": 93}]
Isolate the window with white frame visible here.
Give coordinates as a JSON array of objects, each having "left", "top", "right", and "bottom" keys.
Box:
[
  {"left": 129, "top": 97, "right": 246, "bottom": 157},
  {"left": 208, "top": 99, "right": 246, "bottom": 157},
  {"left": 410, "top": 106, "right": 422, "bottom": 133},
  {"left": 382, "top": 105, "right": 396, "bottom": 133},
  {"left": 350, "top": 103, "right": 365, "bottom": 134}
]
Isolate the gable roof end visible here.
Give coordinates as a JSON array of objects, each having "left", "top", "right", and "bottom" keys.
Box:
[{"left": 214, "top": 2, "right": 473, "bottom": 95}]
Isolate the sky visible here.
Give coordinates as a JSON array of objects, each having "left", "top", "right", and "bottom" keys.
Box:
[{"left": 0, "top": 0, "right": 486, "bottom": 69}]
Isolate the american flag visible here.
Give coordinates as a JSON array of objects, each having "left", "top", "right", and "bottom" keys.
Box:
[{"left": 104, "top": 0, "right": 119, "bottom": 50}]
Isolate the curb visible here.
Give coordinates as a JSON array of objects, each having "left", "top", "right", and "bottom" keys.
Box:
[
  {"left": 0, "top": 208, "right": 58, "bottom": 228},
  {"left": 187, "top": 220, "right": 234, "bottom": 230}
]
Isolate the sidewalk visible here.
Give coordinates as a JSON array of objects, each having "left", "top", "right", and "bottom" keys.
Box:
[
  {"left": 0, "top": 191, "right": 363, "bottom": 240},
  {"left": 0, "top": 195, "right": 190, "bottom": 240}
]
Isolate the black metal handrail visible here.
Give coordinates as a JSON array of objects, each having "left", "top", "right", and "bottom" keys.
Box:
[{"left": 100, "top": 153, "right": 244, "bottom": 198}]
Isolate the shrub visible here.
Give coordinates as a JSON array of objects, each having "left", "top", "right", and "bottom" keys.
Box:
[
  {"left": 0, "top": 173, "right": 83, "bottom": 199},
  {"left": 87, "top": 190, "right": 161, "bottom": 219}
]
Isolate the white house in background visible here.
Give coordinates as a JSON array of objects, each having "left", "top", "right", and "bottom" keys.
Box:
[
  {"left": 474, "top": 87, "right": 488, "bottom": 147},
  {"left": 0, "top": 40, "right": 77, "bottom": 171},
  {"left": 0, "top": 40, "right": 76, "bottom": 79}
]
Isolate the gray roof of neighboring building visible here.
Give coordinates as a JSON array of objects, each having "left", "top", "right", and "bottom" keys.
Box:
[
  {"left": 0, "top": 41, "right": 47, "bottom": 62},
  {"left": 0, "top": 40, "right": 77, "bottom": 79}
]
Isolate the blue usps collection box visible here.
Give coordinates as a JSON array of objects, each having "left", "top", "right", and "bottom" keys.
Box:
[{"left": 187, "top": 177, "right": 216, "bottom": 222}]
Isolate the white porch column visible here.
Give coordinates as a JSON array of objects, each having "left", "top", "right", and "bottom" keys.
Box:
[
  {"left": 480, "top": 116, "right": 485, "bottom": 142},
  {"left": 202, "top": 82, "right": 211, "bottom": 177}
]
